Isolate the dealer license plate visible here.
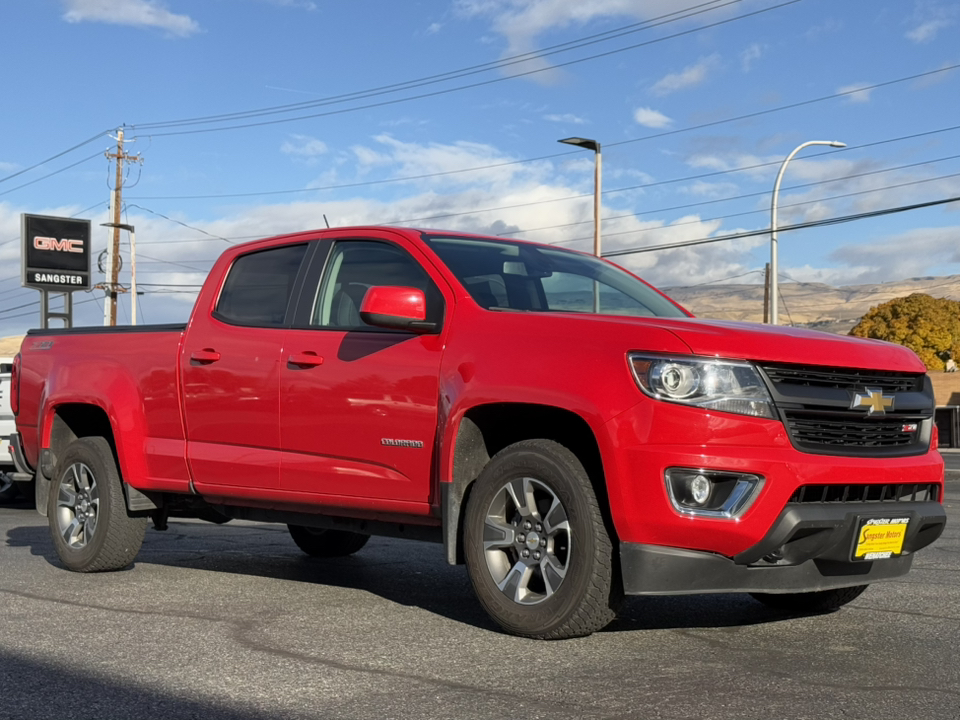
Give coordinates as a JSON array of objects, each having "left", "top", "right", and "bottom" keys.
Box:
[{"left": 853, "top": 517, "right": 909, "bottom": 560}]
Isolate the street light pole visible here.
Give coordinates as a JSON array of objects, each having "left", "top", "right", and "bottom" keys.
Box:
[
  {"left": 769, "top": 139, "right": 846, "bottom": 325},
  {"left": 559, "top": 136, "right": 602, "bottom": 311},
  {"left": 100, "top": 222, "right": 137, "bottom": 325}
]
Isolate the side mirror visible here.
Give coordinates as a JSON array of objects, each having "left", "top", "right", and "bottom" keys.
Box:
[{"left": 359, "top": 286, "right": 436, "bottom": 333}]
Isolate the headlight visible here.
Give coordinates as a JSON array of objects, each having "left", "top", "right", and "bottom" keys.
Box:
[{"left": 629, "top": 354, "right": 775, "bottom": 419}]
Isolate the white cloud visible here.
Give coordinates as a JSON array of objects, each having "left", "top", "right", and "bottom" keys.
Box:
[
  {"left": 905, "top": 2, "right": 956, "bottom": 43},
  {"left": 261, "top": 0, "right": 317, "bottom": 9},
  {"left": 828, "top": 226, "right": 960, "bottom": 283},
  {"left": 426, "top": 22, "right": 442, "bottom": 34},
  {"left": 280, "top": 134, "right": 328, "bottom": 161},
  {"left": 804, "top": 17, "right": 842, "bottom": 41},
  {"left": 686, "top": 152, "right": 778, "bottom": 182},
  {"left": 6, "top": 132, "right": 957, "bottom": 337},
  {"left": 544, "top": 113, "right": 587, "bottom": 125},
  {"left": 456, "top": 1, "right": 729, "bottom": 77},
  {"left": 651, "top": 54, "right": 720, "bottom": 96},
  {"left": 681, "top": 180, "right": 739, "bottom": 198},
  {"left": 837, "top": 83, "right": 873, "bottom": 103},
  {"left": 61, "top": 0, "right": 200, "bottom": 36},
  {"left": 907, "top": 19, "right": 951, "bottom": 42},
  {"left": 633, "top": 107, "right": 672, "bottom": 129},
  {"left": 740, "top": 43, "right": 763, "bottom": 72}
]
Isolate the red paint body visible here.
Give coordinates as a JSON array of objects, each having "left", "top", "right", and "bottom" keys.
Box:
[{"left": 13, "top": 227, "right": 944, "bottom": 557}]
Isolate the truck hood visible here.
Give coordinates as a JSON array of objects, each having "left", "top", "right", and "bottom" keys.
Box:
[{"left": 627, "top": 316, "right": 926, "bottom": 373}]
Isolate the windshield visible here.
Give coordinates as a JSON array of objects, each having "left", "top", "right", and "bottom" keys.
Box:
[{"left": 422, "top": 235, "right": 688, "bottom": 318}]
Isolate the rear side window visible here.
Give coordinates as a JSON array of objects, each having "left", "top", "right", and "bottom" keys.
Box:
[{"left": 215, "top": 244, "right": 307, "bottom": 326}]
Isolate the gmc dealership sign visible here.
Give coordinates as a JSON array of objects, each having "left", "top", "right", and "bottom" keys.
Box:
[{"left": 21, "top": 214, "right": 91, "bottom": 291}]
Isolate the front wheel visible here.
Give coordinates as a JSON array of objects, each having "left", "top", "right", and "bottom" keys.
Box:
[
  {"left": 463, "top": 439, "right": 622, "bottom": 640},
  {"left": 750, "top": 584, "right": 869, "bottom": 613},
  {"left": 48, "top": 437, "right": 147, "bottom": 572}
]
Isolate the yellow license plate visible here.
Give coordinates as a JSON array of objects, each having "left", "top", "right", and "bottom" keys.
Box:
[{"left": 854, "top": 517, "right": 909, "bottom": 560}]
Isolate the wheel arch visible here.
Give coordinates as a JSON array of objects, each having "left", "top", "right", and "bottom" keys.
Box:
[
  {"left": 42, "top": 404, "right": 116, "bottom": 479},
  {"left": 442, "top": 402, "right": 612, "bottom": 565}
]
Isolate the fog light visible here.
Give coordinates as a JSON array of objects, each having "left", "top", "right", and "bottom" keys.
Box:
[
  {"left": 689, "top": 474, "right": 711, "bottom": 505},
  {"left": 665, "top": 468, "right": 764, "bottom": 519}
]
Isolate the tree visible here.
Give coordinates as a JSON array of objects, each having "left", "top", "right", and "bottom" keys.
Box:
[{"left": 850, "top": 293, "right": 960, "bottom": 371}]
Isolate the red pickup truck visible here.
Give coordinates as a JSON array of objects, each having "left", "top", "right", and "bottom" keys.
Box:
[{"left": 9, "top": 226, "right": 946, "bottom": 639}]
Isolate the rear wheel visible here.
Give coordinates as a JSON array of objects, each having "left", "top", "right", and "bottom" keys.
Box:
[
  {"left": 48, "top": 437, "right": 147, "bottom": 572},
  {"left": 750, "top": 584, "right": 868, "bottom": 613},
  {"left": 463, "top": 439, "right": 622, "bottom": 640},
  {"left": 287, "top": 525, "right": 370, "bottom": 557}
]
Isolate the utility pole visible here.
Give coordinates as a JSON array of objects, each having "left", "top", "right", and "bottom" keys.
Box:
[{"left": 103, "top": 129, "right": 142, "bottom": 326}]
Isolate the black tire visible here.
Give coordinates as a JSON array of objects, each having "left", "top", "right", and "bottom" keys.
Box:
[
  {"left": 0, "top": 473, "right": 18, "bottom": 503},
  {"left": 48, "top": 437, "right": 147, "bottom": 572},
  {"left": 750, "top": 584, "right": 869, "bottom": 613},
  {"left": 288, "top": 525, "right": 370, "bottom": 557},
  {"left": 463, "top": 439, "right": 622, "bottom": 640}
]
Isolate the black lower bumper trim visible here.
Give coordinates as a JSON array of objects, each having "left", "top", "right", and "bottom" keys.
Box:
[
  {"left": 620, "top": 500, "right": 947, "bottom": 595},
  {"left": 620, "top": 543, "right": 913, "bottom": 595}
]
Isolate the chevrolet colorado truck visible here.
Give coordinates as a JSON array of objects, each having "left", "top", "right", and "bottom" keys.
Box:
[{"left": 9, "top": 226, "right": 947, "bottom": 639}]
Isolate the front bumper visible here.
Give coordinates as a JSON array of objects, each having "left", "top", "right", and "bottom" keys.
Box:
[
  {"left": 620, "top": 500, "right": 946, "bottom": 595},
  {"left": 602, "top": 401, "right": 945, "bottom": 556}
]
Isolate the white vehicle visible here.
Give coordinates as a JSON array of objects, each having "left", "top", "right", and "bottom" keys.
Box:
[{"left": 1, "top": 359, "right": 19, "bottom": 502}]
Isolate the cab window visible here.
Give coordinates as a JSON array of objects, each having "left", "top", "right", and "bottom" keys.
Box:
[
  {"left": 215, "top": 244, "right": 307, "bottom": 326},
  {"left": 310, "top": 241, "right": 443, "bottom": 329}
]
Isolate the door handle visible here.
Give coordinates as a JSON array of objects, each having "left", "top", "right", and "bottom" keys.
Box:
[
  {"left": 190, "top": 349, "right": 221, "bottom": 364},
  {"left": 288, "top": 351, "right": 324, "bottom": 367}
]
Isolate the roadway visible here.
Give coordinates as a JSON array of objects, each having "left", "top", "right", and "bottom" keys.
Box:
[{"left": 0, "top": 484, "right": 957, "bottom": 720}]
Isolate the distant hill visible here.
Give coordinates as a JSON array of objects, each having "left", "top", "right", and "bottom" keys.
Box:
[
  {"left": 663, "top": 275, "right": 960, "bottom": 335},
  {"left": 0, "top": 336, "right": 23, "bottom": 358}
]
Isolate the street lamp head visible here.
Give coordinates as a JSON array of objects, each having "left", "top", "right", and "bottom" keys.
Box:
[
  {"left": 559, "top": 136, "right": 600, "bottom": 153},
  {"left": 828, "top": 141, "right": 847, "bottom": 148}
]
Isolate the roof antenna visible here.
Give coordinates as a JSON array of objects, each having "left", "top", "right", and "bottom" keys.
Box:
[{"left": 323, "top": 214, "right": 330, "bottom": 228}]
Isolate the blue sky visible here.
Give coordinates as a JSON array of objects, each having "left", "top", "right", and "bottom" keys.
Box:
[{"left": 1, "top": 0, "right": 959, "bottom": 335}]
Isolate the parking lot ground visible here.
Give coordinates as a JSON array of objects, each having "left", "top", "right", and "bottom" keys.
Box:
[{"left": 1, "top": 485, "right": 958, "bottom": 720}]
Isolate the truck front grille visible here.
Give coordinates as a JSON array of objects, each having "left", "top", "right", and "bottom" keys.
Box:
[
  {"left": 762, "top": 365, "right": 922, "bottom": 393},
  {"left": 784, "top": 410, "right": 924, "bottom": 450},
  {"left": 789, "top": 483, "right": 939, "bottom": 504},
  {"left": 758, "top": 363, "right": 933, "bottom": 458}
]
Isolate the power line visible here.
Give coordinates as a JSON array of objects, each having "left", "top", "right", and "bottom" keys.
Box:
[
  {"left": 127, "top": 119, "right": 960, "bottom": 207},
  {"left": 547, "top": 166, "right": 960, "bottom": 248},
  {"left": 0, "top": 129, "right": 111, "bottom": 186},
  {"left": 602, "top": 195, "right": 960, "bottom": 258},
  {"left": 133, "top": 0, "right": 740, "bottom": 131},
  {"left": 132, "top": 0, "right": 788, "bottom": 137},
  {"left": 384, "top": 161, "right": 960, "bottom": 228},
  {"left": 125, "top": 204, "right": 234, "bottom": 243},
  {"left": 0, "top": 150, "right": 105, "bottom": 199}
]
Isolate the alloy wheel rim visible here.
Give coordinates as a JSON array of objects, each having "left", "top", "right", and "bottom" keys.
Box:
[
  {"left": 482, "top": 476, "right": 571, "bottom": 605},
  {"left": 55, "top": 462, "right": 100, "bottom": 549}
]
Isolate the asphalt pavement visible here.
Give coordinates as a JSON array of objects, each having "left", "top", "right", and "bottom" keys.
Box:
[{"left": 0, "top": 486, "right": 958, "bottom": 720}]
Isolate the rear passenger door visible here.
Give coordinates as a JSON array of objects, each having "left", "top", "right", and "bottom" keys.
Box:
[
  {"left": 279, "top": 237, "right": 449, "bottom": 504},
  {"left": 182, "top": 242, "right": 310, "bottom": 491}
]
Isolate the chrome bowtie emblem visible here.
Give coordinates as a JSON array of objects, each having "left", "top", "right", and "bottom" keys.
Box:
[{"left": 851, "top": 387, "right": 895, "bottom": 415}]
